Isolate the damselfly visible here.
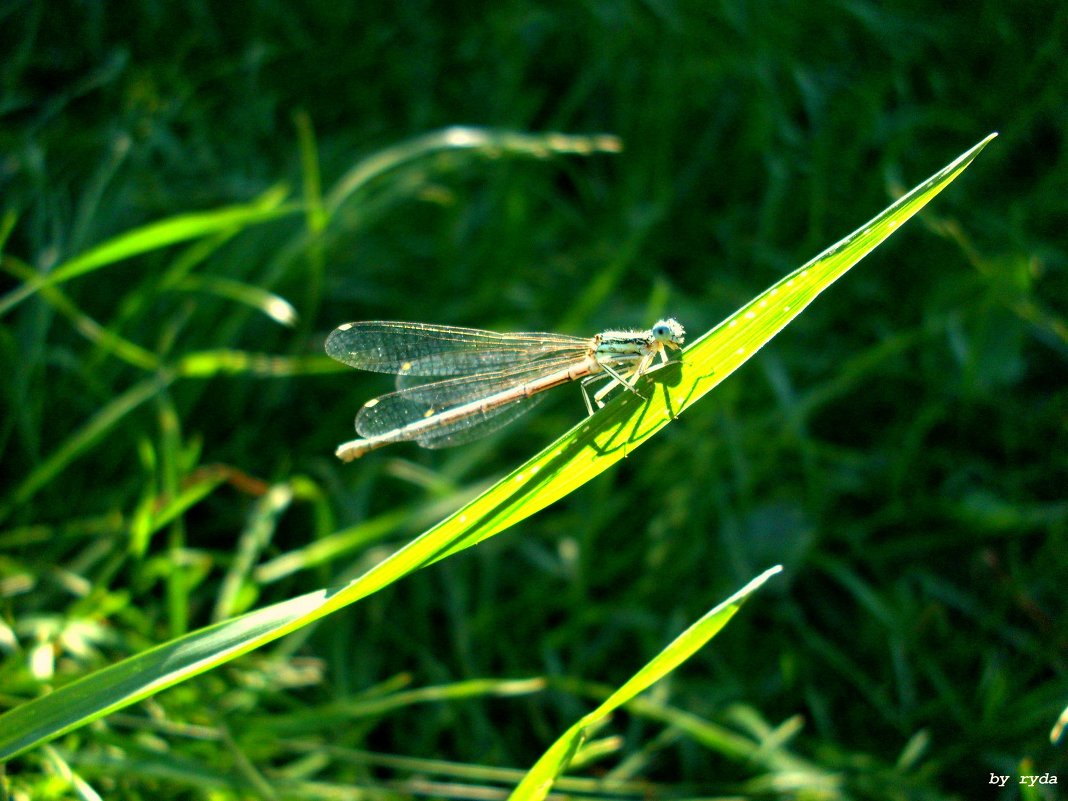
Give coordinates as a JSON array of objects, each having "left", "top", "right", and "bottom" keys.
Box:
[{"left": 325, "top": 318, "right": 685, "bottom": 461}]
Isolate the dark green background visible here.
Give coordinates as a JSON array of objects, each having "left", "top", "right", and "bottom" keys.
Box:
[{"left": 2, "top": 2, "right": 1065, "bottom": 798}]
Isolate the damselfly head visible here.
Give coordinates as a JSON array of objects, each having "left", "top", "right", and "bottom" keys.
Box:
[{"left": 651, "top": 318, "right": 685, "bottom": 349}]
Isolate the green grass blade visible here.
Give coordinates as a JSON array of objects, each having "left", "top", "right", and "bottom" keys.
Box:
[
  {"left": 325, "top": 126, "right": 622, "bottom": 216},
  {"left": 0, "top": 561, "right": 774, "bottom": 762},
  {"left": 248, "top": 677, "right": 547, "bottom": 736},
  {"left": 1052, "top": 704, "right": 1068, "bottom": 745},
  {"left": 0, "top": 188, "right": 296, "bottom": 318},
  {"left": 0, "top": 589, "right": 333, "bottom": 759},
  {"left": 293, "top": 110, "right": 327, "bottom": 234},
  {"left": 0, "top": 254, "right": 160, "bottom": 370},
  {"left": 0, "top": 135, "right": 993, "bottom": 761},
  {"left": 0, "top": 372, "right": 176, "bottom": 521},
  {"left": 213, "top": 483, "right": 297, "bottom": 622},
  {"left": 0, "top": 208, "right": 19, "bottom": 252},
  {"left": 421, "top": 133, "right": 998, "bottom": 561},
  {"left": 508, "top": 567, "right": 784, "bottom": 801},
  {"left": 170, "top": 275, "right": 299, "bottom": 327},
  {"left": 174, "top": 350, "right": 338, "bottom": 377}
]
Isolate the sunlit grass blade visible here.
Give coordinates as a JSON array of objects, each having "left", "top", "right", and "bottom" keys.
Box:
[
  {"left": 421, "top": 133, "right": 998, "bottom": 560},
  {"left": 0, "top": 187, "right": 295, "bottom": 318},
  {"left": 253, "top": 509, "right": 411, "bottom": 584},
  {"left": 508, "top": 566, "right": 783, "bottom": 801},
  {"left": 170, "top": 275, "right": 299, "bottom": 327},
  {"left": 253, "top": 488, "right": 482, "bottom": 584},
  {"left": 0, "top": 135, "right": 993, "bottom": 761},
  {"left": 1052, "top": 703, "right": 1068, "bottom": 744},
  {"left": 174, "top": 350, "right": 338, "bottom": 377},
  {"left": 0, "top": 513, "right": 123, "bottom": 550},
  {"left": 0, "top": 589, "right": 334, "bottom": 759},
  {"left": 248, "top": 677, "right": 547, "bottom": 737},
  {"left": 279, "top": 742, "right": 669, "bottom": 798},
  {"left": 548, "top": 679, "right": 838, "bottom": 791},
  {"left": 325, "top": 126, "right": 622, "bottom": 216},
  {"left": 0, "top": 254, "right": 160, "bottom": 370}
]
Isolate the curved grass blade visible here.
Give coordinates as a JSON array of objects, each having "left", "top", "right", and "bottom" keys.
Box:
[
  {"left": 325, "top": 126, "right": 623, "bottom": 217},
  {"left": 0, "top": 254, "right": 160, "bottom": 370},
  {"left": 0, "top": 135, "right": 994, "bottom": 760},
  {"left": 171, "top": 275, "right": 299, "bottom": 327},
  {"left": 509, "top": 566, "right": 783, "bottom": 801},
  {"left": 0, "top": 187, "right": 295, "bottom": 319},
  {"left": 0, "top": 589, "right": 334, "bottom": 759},
  {"left": 174, "top": 350, "right": 337, "bottom": 378}
]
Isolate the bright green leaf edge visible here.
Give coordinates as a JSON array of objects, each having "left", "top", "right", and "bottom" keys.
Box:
[
  {"left": 0, "top": 134, "right": 995, "bottom": 761},
  {"left": 509, "top": 566, "right": 783, "bottom": 801}
]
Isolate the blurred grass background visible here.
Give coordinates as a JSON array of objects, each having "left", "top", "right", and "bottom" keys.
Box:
[{"left": 1, "top": 1, "right": 1065, "bottom": 798}]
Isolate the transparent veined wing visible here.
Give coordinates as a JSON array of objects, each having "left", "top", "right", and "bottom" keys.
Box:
[
  {"left": 325, "top": 321, "right": 590, "bottom": 378},
  {"left": 418, "top": 393, "right": 547, "bottom": 449},
  {"left": 354, "top": 354, "right": 591, "bottom": 448}
]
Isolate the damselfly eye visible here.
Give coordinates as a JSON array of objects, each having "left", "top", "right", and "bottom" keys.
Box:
[{"left": 650, "top": 318, "right": 685, "bottom": 346}]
